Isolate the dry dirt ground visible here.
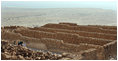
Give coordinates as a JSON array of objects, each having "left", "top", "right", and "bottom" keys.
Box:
[{"left": 1, "top": 8, "right": 117, "bottom": 27}]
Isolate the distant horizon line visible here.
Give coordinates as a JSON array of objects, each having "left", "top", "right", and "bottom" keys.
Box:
[{"left": 2, "top": 7, "right": 116, "bottom": 11}]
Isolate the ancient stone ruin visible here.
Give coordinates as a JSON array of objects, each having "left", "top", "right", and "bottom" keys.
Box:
[{"left": 1, "top": 22, "right": 117, "bottom": 60}]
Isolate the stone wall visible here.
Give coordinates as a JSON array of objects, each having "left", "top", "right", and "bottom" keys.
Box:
[
  {"left": 1, "top": 30, "right": 98, "bottom": 54},
  {"left": 14, "top": 29, "right": 110, "bottom": 45},
  {"left": 87, "top": 25, "right": 117, "bottom": 30},
  {"left": 103, "top": 41, "right": 117, "bottom": 59},
  {"left": 30, "top": 27, "right": 116, "bottom": 40},
  {"left": 42, "top": 24, "right": 116, "bottom": 34},
  {"left": 59, "top": 22, "right": 77, "bottom": 26}
]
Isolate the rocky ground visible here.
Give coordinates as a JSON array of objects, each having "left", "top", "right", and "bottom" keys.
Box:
[
  {"left": 1, "top": 23, "right": 117, "bottom": 60},
  {"left": 1, "top": 40, "right": 71, "bottom": 60}
]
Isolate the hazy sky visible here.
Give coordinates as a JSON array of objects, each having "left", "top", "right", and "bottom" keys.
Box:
[{"left": 1, "top": 1, "right": 117, "bottom": 10}]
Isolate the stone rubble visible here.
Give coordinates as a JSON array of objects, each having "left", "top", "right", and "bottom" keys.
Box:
[{"left": 1, "top": 40, "right": 72, "bottom": 60}]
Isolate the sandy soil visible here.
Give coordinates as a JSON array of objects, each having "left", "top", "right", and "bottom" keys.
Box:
[{"left": 1, "top": 8, "right": 117, "bottom": 27}]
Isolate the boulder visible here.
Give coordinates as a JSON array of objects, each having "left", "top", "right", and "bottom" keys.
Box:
[
  {"left": 18, "top": 55, "right": 25, "bottom": 60},
  {"left": 1, "top": 53, "right": 6, "bottom": 60},
  {"left": 11, "top": 56, "right": 17, "bottom": 60},
  {"left": 36, "top": 57, "right": 41, "bottom": 60},
  {"left": 62, "top": 53, "right": 69, "bottom": 57},
  {"left": 60, "top": 58, "right": 71, "bottom": 60}
]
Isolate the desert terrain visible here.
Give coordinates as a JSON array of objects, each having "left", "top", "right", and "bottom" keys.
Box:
[
  {"left": 1, "top": 8, "right": 117, "bottom": 60},
  {"left": 1, "top": 22, "right": 117, "bottom": 60},
  {"left": 1, "top": 8, "right": 117, "bottom": 27}
]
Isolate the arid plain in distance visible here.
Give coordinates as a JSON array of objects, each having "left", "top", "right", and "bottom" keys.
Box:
[{"left": 1, "top": 8, "right": 117, "bottom": 27}]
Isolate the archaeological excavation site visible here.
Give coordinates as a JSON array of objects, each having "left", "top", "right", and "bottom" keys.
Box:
[{"left": 1, "top": 22, "right": 117, "bottom": 60}]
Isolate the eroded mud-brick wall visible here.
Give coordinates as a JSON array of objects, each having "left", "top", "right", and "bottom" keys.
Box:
[
  {"left": 87, "top": 25, "right": 117, "bottom": 30},
  {"left": 103, "top": 41, "right": 117, "bottom": 59},
  {"left": 2, "top": 29, "right": 99, "bottom": 56},
  {"left": 59, "top": 22, "right": 77, "bottom": 26},
  {"left": 42, "top": 24, "right": 116, "bottom": 34},
  {"left": 30, "top": 27, "right": 116, "bottom": 40},
  {"left": 14, "top": 29, "right": 111, "bottom": 46}
]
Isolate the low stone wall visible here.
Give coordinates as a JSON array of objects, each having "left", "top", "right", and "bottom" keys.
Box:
[
  {"left": 42, "top": 24, "right": 116, "bottom": 34},
  {"left": 80, "top": 49, "right": 97, "bottom": 60},
  {"left": 1, "top": 30, "right": 22, "bottom": 41},
  {"left": 14, "top": 29, "right": 111, "bottom": 46},
  {"left": 59, "top": 22, "right": 117, "bottom": 30},
  {"left": 103, "top": 41, "right": 117, "bottom": 59},
  {"left": 59, "top": 22, "right": 77, "bottom": 26},
  {"left": 1, "top": 30, "right": 98, "bottom": 55},
  {"left": 30, "top": 27, "right": 116, "bottom": 40},
  {"left": 87, "top": 25, "right": 117, "bottom": 30}
]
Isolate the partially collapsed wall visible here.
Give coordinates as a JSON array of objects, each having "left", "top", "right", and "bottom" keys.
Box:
[
  {"left": 1, "top": 22, "right": 117, "bottom": 60},
  {"left": 42, "top": 24, "right": 116, "bottom": 34},
  {"left": 30, "top": 27, "right": 116, "bottom": 40},
  {"left": 13, "top": 29, "right": 111, "bottom": 45},
  {"left": 1, "top": 30, "right": 98, "bottom": 54}
]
